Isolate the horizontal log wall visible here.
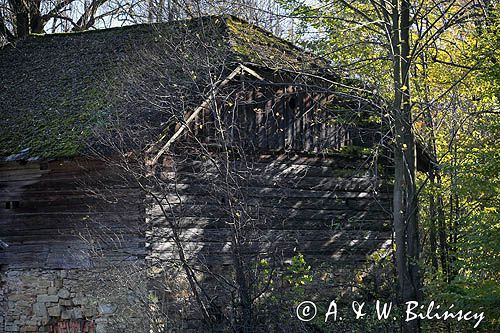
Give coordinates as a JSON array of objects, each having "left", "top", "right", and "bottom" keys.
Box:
[
  {"left": 0, "top": 154, "right": 393, "bottom": 331},
  {"left": 0, "top": 159, "right": 145, "bottom": 270},
  {"left": 148, "top": 153, "right": 393, "bottom": 280}
]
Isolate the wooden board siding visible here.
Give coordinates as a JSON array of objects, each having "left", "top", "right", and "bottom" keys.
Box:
[
  {"left": 178, "top": 84, "right": 381, "bottom": 153},
  {"left": 147, "top": 154, "right": 393, "bottom": 269},
  {"left": 0, "top": 159, "right": 145, "bottom": 269}
]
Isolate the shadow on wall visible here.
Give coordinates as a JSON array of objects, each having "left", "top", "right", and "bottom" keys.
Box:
[{"left": 144, "top": 150, "right": 393, "bottom": 331}]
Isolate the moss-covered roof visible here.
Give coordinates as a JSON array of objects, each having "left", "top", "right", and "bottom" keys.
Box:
[{"left": 0, "top": 15, "right": 331, "bottom": 160}]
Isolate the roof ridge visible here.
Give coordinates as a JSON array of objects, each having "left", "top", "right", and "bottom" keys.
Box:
[
  {"left": 13, "top": 15, "right": 229, "bottom": 41},
  {"left": 4, "top": 15, "right": 329, "bottom": 74}
]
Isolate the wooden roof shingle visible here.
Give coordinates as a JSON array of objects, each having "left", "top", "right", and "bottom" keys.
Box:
[{"left": 0, "top": 16, "right": 329, "bottom": 160}]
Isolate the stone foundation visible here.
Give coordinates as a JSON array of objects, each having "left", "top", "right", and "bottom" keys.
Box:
[{"left": 0, "top": 267, "right": 147, "bottom": 333}]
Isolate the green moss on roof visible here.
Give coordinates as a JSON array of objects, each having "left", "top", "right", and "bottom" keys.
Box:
[
  {"left": 0, "top": 26, "right": 120, "bottom": 159},
  {"left": 225, "top": 17, "right": 327, "bottom": 70},
  {"left": 0, "top": 15, "right": 330, "bottom": 160}
]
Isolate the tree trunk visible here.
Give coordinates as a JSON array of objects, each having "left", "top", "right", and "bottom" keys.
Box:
[
  {"left": 29, "top": 0, "right": 43, "bottom": 33},
  {"left": 391, "top": 0, "right": 421, "bottom": 331},
  {"left": 436, "top": 172, "right": 449, "bottom": 279},
  {"left": 419, "top": 48, "right": 438, "bottom": 272},
  {"left": 10, "top": 0, "right": 29, "bottom": 38},
  {"left": 429, "top": 171, "right": 439, "bottom": 271}
]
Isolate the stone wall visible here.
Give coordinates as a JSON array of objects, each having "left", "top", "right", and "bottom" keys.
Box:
[
  {"left": 0, "top": 267, "right": 147, "bottom": 333},
  {"left": 0, "top": 159, "right": 147, "bottom": 332}
]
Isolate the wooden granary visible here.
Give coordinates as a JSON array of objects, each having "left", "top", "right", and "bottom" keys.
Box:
[{"left": 0, "top": 16, "right": 412, "bottom": 332}]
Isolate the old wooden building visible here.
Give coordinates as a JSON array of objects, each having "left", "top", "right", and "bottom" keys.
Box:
[{"left": 0, "top": 16, "right": 415, "bottom": 332}]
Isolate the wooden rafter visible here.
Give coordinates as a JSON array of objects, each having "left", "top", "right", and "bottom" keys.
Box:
[{"left": 147, "top": 64, "right": 265, "bottom": 165}]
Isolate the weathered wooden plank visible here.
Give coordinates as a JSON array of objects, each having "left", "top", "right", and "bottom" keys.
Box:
[
  {"left": 164, "top": 159, "right": 379, "bottom": 178},
  {"left": 150, "top": 188, "right": 387, "bottom": 201},
  {"left": 146, "top": 216, "right": 391, "bottom": 230},
  {"left": 0, "top": 236, "right": 143, "bottom": 247},
  {"left": 0, "top": 170, "right": 96, "bottom": 182},
  {"left": 0, "top": 251, "right": 49, "bottom": 267},
  {"left": 158, "top": 175, "right": 387, "bottom": 193},
  {"left": 0, "top": 177, "right": 134, "bottom": 190},
  {"left": 0, "top": 162, "right": 42, "bottom": 171},
  {"left": 165, "top": 155, "right": 382, "bottom": 176},
  {"left": 0, "top": 168, "right": 49, "bottom": 178},
  {"left": 0, "top": 204, "right": 141, "bottom": 215},
  {"left": 294, "top": 92, "right": 304, "bottom": 150},
  {"left": 0, "top": 252, "right": 140, "bottom": 268},
  {"left": 148, "top": 204, "right": 390, "bottom": 220},
  {"left": 0, "top": 190, "right": 143, "bottom": 202},
  {"left": 244, "top": 186, "right": 391, "bottom": 198},
  {"left": 149, "top": 185, "right": 390, "bottom": 201},
  {"left": 0, "top": 215, "right": 142, "bottom": 229},
  {"left": 1, "top": 226, "right": 142, "bottom": 240},
  {"left": 147, "top": 194, "right": 390, "bottom": 212},
  {"left": 148, "top": 228, "right": 391, "bottom": 243},
  {"left": 0, "top": 193, "right": 142, "bottom": 205},
  {"left": 276, "top": 97, "right": 285, "bottom": 150},
  {"left": 0, "top": 212, "right": 144, "bottom": 221},
  {"left": 149, "top": 238, "right": 388, "bottom": 256}
]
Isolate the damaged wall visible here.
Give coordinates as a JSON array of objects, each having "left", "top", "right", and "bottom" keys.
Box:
[{"left": 0, "top": 160, "right": 145, "bottom": 333}]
